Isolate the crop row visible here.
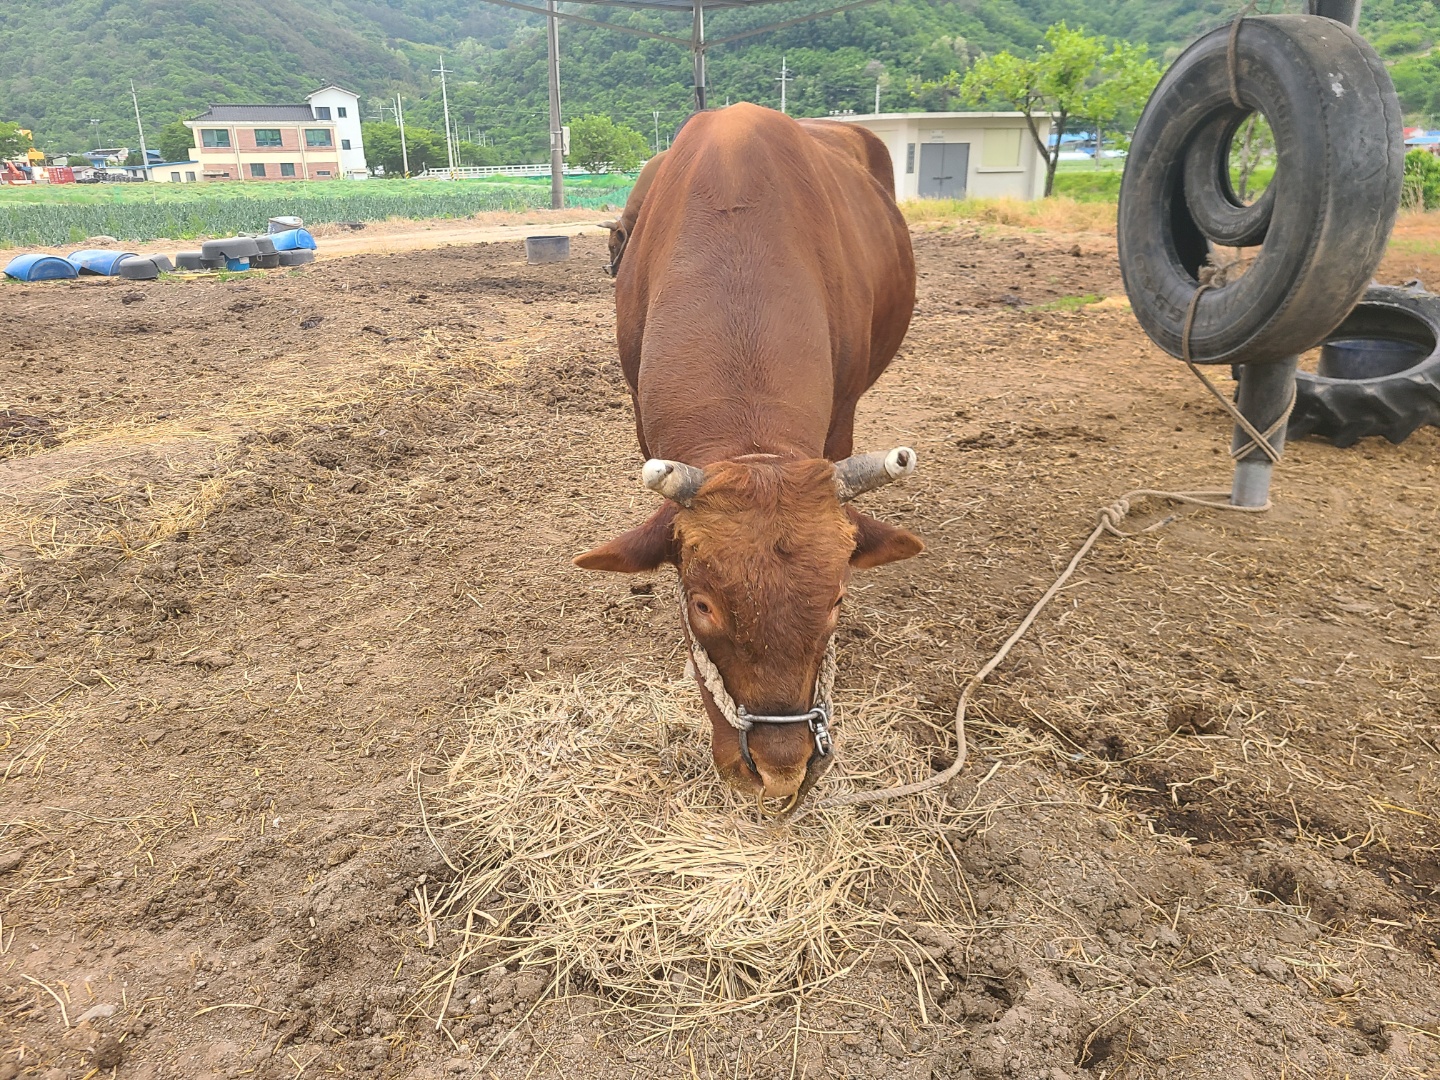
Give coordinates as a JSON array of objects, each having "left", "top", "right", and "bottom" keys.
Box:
[{"left": 0, "top": 181, "right": 632, "bottom": 247}]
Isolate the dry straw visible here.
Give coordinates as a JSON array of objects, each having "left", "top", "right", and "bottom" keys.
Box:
[{"left": 422, "top": 666, "right": 977, "bottom": 1027}]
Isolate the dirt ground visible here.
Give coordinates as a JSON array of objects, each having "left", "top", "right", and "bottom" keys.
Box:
[{"left": 2, "top": 218, "right": 1439, "bottom": 1080}]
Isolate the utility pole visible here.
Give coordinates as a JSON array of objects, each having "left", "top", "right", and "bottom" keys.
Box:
[
  {"left": 776, "top": 56, "right": 790, "bottom": 115},
  {"left": 396, "top": 94, "right": 410, "bottom": 177},
  {"left": 546, "top": 0, "right": 564, "bottom": 208},
  {"left": 129, "top": 82, "right": 150, "bottom": 177},
  {"left": 89, "top": 119, "right": 100, "bottom": 149},
  {"left": 691, "top": 0, "right": 707, "bottom": 111},
  {"left": 875, "top": 79, "right": 881, "bottom": 114},
  {"left": 434, "top": 57, "right": 457, "bottom": 178}
]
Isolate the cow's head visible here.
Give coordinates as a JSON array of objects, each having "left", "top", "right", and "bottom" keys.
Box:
[
  {"left": 599, "top": 218, "right": 628, "bottom": 278},
  {"left": 574, "top": 451, "right": 922, "bottom": 803}
]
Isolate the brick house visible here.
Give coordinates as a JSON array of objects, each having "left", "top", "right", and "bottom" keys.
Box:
[{"left": 182, "top": 86, "right": 367, "bottom": 182}]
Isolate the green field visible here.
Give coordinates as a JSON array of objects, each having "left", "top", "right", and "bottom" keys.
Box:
[
  {"left": 0, "top": 175, "right": 634, "bottom": 248},
  {"left": 1051, "top": 159, "right": 1277, "bottom": 203}
]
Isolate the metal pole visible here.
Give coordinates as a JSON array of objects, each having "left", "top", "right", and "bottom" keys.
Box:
[
  {"left": 653, "top": 110, "right": 660, "bottom": 154},
  {"left": 1229, "top": 358, "right": 1298, "bottom": 507},
  {"left": 777, "top": 55, "right": 789, "bottom": 114},
  {"left": 546, "top": 0, "right": 564, "bottom": 209},
  {"left": 397, "top": 95, "right": 410, "bottom": 177},
  {"left": 130, "top": 82, "right": 150, "bottom": 179},
  {"left": 692, "top": 0, "right": 707, "bottom": 112},
  {"left": 875, "top": 79, "right": 880, "bottom": 114}
]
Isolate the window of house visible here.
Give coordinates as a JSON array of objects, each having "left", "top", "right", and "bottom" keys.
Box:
[
  {"left": 254, "top": 129, "right": 282, "bottom": 147},
  {"left": 341, "top": 138, "right": 351, "bottom": 150},
  {"left": 306, "top": 129, "right": 333, "bottom": 148},
  {"left": 201, "top": 129, "right": 230, "bottom": 148},
  {"left": 982, "top": 128, "right": 1023, "bottom": 168},
  {"left": 170, "top": 172, "right": 181, "bottom": 182},
  {"left": 337, "top": 107, "right": 347, "bottom": 118},
  {"left": 250, "top": 162, "right": 267, "bottom": 178},
  {"left": 314, "top": 106, "right": 332, "bottom": 120},
  {"left": 905, "top": 143, "right": 915, "bottom": 174},
  {"left": 186, "top": 171, "right": 196, "bottom": 182},
  {"left": 280, "top": 162, "right": 296, "bottom": 177},
  {"left": 316, "top": 170, "right": 332, "bottom": 177}
]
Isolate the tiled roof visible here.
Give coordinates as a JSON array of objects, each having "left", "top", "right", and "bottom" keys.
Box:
[{"left": 190, "top": 104, "right": 319, "bottom": 124}]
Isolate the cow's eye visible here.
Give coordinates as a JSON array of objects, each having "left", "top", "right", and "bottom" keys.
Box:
[
  {"left": 832, "top": 595, "right": 845, "bottom": 609},
  {"left": 695, "top": 599, "right": 712, "bottom": 616}
]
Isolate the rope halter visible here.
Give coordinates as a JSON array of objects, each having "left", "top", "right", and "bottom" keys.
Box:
[{"left": 680, "top": 601, "right": 837, "bottom": 779}]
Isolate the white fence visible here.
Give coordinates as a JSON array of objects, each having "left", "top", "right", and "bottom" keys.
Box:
[{"left": 416, "top": 164, "right": 594, "bottom": 180}]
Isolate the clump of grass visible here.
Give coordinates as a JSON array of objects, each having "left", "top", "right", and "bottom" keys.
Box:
[
  {"left": 902, "top": 196, "right": 1116, "bottom": 233},
  {"left": 420, "top": 665, "right": 973, "bottom": 1029},
  {"left": 1033, "top": 293, "right": 1104, "bottom": 312}
]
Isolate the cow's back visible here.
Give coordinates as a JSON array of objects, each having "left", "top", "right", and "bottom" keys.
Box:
[{"left": 615, "top": 104, "right": 914, "bottom": 464}]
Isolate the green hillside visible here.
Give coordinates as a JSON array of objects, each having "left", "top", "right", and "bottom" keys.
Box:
[{"left": 4, "top": 0, "right": 1440, "bottom": 163}]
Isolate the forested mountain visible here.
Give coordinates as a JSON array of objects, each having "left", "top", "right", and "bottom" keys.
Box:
[{"left": 4, "top": 0, "right": 1439, "bottom": 162}]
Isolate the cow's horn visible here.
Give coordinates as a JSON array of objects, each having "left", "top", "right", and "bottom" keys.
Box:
[
  {"left": 833, "top": 447, "right": 918, "bottom": 501},
  {"left": 599, "top": 218, "right": 620, "bottom": 230},
  {"left": 642, "top": 459, "right": 706, "bottom": 506}
]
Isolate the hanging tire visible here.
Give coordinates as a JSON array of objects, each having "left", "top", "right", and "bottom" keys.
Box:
[
  {"left": 1119, "top": 14, "right": 1403, "bottom": 366},
  {"left": 1288, "top": 283, "right": 1440, "bottom": 446}
]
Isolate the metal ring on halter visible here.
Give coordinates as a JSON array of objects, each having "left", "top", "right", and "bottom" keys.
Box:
[{"left": 734, "top": 704, "right": 834, "bottom": 778}]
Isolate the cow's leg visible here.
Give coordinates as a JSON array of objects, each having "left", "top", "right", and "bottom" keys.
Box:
[{"left": 823, "top": 412, "right": 855, "bottom": 461}]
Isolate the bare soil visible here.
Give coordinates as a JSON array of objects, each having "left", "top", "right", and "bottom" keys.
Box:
[{"left": 2, "top": 221, "right": 1438, "bottom": 1080}]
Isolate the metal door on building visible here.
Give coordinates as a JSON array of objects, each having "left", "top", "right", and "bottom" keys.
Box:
[{"left": 917, "top": 142, "right": 969, "bottom": 198}]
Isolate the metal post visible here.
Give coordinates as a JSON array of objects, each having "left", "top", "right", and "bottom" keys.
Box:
[
  {"left": 546, "top": 0, "right": 564, "bottom": 208},
  {"left": 777, "top": 55, "right": 789, "bottom": 114},
  {"left": 692, "top": 0, "right": 707, "bottom": 112},
  {"left": 1229, "top": 358, "right": 1298, "bottom": 507}
]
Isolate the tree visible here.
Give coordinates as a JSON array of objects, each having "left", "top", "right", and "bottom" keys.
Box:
[
  {"left": 362, "top": 122, "right": 450, "bottom": 176},
  {"left": 956, "top": 24, "right": 1161, "bottom": 196},
  {"left": 0, "top": 122, "right": 33, "bottom": 161},
  {"left": 158, "top": 120, "right": 195, "bottom": 162},
  {"left": 566, "top": 115, "right": 649, "bottom": 173}
]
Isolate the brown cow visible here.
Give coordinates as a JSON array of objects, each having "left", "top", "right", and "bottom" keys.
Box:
[{"left": 576, "top": 104, "right": 921, "bottom": 806}]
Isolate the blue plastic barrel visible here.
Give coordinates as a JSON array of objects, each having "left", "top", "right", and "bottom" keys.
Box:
[
  {"left": 68, "top": 249, "right": 139, "bottom": 275},
  {"left": 269, "top": 228, "right": 317, "bottom": 251},
  {"left": 4, "top": 254, "right": 79, "bottom": 281}
]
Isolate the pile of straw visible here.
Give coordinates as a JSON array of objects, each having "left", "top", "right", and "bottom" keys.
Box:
[{"left": 424, "top": 665, "right": 964, "bottom": 1023}]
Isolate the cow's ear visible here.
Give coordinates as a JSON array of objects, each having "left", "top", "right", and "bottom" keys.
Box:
[
  {"left": 574, "top": 505, "right": 679, "bottom": 573},
  {"left": 848, "top": 509, "right": 923, "bottom": 570}
]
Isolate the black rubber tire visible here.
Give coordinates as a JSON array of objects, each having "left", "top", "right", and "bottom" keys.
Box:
[
  {"left": 1289, "top": 284, "right": 1440, "bottom": 446},
  {"left": 277, "top": 249, "right": 314, "bottom": 266},
  {"left": 201, "top": 237, "right": 260, "bottom": 259},
  {"left": 117, "top": 256, "right": 158, "bottom": 281},
  {"left": 250, "top": 253, "right": 281, "bottom": 269},
  {"left": 149, "top": 254, "right": 174, "bottom": 273},
  {"left": 253, "top": 237, "right": 277, "bottom": 255},
  {"left": 1181, "top": 117, "right": 1277, "bottom": 249},
  {"left": 1119, "top": 14, "right": 1403, "bottom": 366},
  {"left": 176, "top": 252, "right": 204, "bottom": 271}
]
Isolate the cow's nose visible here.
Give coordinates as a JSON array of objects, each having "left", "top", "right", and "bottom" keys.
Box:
[{"left": 742, "top": 724, "right": 812, "bottom": 801}]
